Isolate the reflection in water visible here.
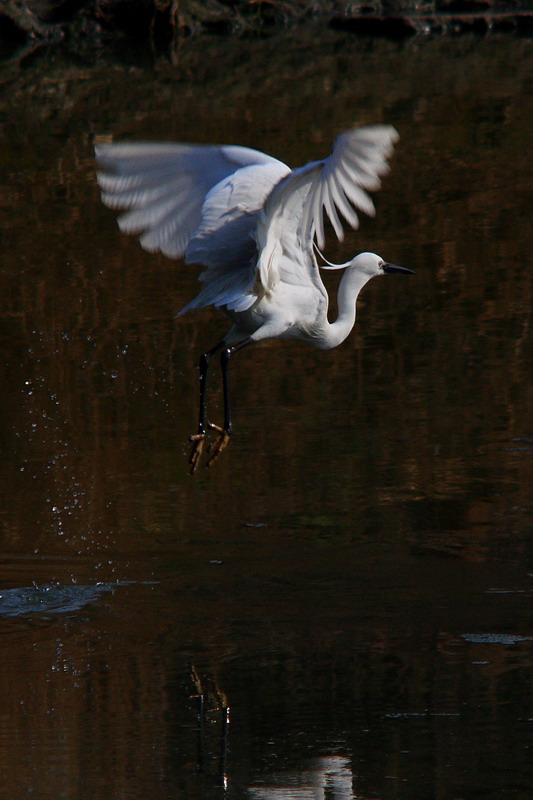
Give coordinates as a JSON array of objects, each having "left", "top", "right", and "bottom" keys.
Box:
[
  {"left": 190, "top": 664, "right": 231, "bottom": 791},
  {"left": 249, "top": 755, "right": 354, "bottom": 800},
  {"left": 0, "top": 27, "right": 532, "bottom": 800},
  {"left": 461, "top": 632, "right": 533, "bottom": 644}
]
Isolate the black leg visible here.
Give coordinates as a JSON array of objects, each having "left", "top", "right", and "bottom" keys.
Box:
[
  {"left": 190, "top": 337, "right": 253, "bottom": 471},
  {"left": 189, "top": 341, "right": 224, "bottom": 473},
  {"left": 196, "top": 342, "right": 224, "bottom": 436},
  {"left": 220, "top": 338, "right": 253, "bottom": 435},
  {"left": 205, "top": 337, "right": 253, "bottom": 468}
]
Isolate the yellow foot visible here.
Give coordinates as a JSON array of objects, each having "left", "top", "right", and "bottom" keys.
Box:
[
  {"left": 206, "top": 423, "right": 231, "bottom": 468},
  {"left": 188, "top": 433, "right": 205, "bottom": 474}
]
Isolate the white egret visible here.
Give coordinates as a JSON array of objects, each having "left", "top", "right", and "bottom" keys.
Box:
[{"left": 95, "top": 124, "right": 413, "bottom": 472}]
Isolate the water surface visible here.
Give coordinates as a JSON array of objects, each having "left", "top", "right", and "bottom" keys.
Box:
[{"left": 1, "top": 30, "right": 532, "bottom": 800}]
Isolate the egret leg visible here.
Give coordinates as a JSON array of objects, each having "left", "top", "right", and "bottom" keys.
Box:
[
  {"left": 206, "top": 337, "right": 253, "bottom": 468},
  {"left": 189, "top": 341, "right": 225, "bottom": 473}
]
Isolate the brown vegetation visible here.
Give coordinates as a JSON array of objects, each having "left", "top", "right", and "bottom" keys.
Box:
[{"left": 1, "top": 0, "right": 532, "bottom": 63}]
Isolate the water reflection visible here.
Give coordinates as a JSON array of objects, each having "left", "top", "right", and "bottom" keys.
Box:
[
  {"left": 248, "top": 755, "right": 354, "bottom": 800},
  {"left": 0, "top": 26, "right": 532, "bottom": 800}
]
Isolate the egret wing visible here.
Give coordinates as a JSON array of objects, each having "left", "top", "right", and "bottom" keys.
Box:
[
  {"left": 95, "top": 141, "right": 285, "bottom": 260},
  {"left": 95, "top": 126, "right": 397, "bottom": 314},
  {"left": 304, "top": 125, "right": 399, "bottom": 250},
  {"left": 255, "top": 124, "right": 399, "bottom": 294},
  {"left": 178, "top": 160, "right": 291, "bottom": 315}
]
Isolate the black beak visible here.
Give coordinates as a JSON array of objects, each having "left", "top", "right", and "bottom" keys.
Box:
[{"left": 383, "top": 262, "right": 415, "bottom": 274}]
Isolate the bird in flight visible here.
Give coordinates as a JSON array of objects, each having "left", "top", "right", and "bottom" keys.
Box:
[{"left": 95, "top": 124, "right": 413, "bottom": 472}]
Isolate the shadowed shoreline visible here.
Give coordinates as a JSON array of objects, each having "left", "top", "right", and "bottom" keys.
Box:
[{"left": 1, "top": 0, "right": 533, "bottom": 64}]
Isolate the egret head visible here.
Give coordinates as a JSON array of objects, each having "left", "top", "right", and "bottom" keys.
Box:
[{"left": 350, "top": 252, "right": 414, "bottom": 277}]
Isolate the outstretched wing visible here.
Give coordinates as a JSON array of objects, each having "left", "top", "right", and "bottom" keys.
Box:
[
  {"left": 303, "top": 125, "right": 399, "bottom": 249},
  {"left": 95, "top": 125, "right": 397, "bottom": 315},
  {"left": 95, "top": 141, "right": 285, "bottom": 260},
  {"left": 256, "top": 124, "right": 399, "bottom": 294},
  {"left": 178, "top": 160, "right": 290, "bottom": 315}
]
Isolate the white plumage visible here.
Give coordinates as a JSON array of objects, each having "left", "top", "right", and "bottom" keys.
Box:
[{"left": 95, "top": 125, "right": 412, "bottom": 471}]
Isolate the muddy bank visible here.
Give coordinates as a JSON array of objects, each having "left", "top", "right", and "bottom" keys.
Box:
[{"left": 1, "top": 0, "right": 533, "bottom": 62}]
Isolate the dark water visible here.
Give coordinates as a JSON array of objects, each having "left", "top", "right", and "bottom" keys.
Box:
[{"left": 1, "top": 30, "right": 532, "bottom": 800}]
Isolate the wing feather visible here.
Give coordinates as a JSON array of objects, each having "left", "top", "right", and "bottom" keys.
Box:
[
  {"left": 322, "top": 173, "right": 344, "bottom": 241},
  {"left": 307, "top": 125, "right": 398, "bottom": 247},
  {"left": 96, "top": 125, "right": 397, "bottom": 315},
  {"left": 256, "top": 124, "right": 399, "bottom": 290},
  {"left": 326, "top": 171, "right": 360, "bottom": 230},
  {"left": 95, "top": 141, "right": 284, "bottom": 261}
]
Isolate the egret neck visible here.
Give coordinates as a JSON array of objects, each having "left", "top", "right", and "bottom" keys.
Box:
[{"left": 319, "top": 265, "right": 374, "bottom": 350}]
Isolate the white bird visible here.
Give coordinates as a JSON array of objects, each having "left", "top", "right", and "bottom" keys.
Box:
[{"left": 95, "top": 124, "right": 413, "bottom": 471}]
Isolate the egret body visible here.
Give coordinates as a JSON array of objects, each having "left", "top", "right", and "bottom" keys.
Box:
[{"left": 95, "top": 125, "right": 413, "bottom": 471}]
